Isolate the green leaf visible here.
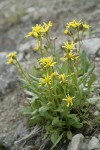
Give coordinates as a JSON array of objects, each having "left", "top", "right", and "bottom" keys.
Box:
[
  {"left": 31, "top": 114, "right": 42, "bottom": 124},
  {"left": 52, "top": 117, "right": 65, "bottom": 127},
  {"left": 39, "top": 106, "right": 49, "bottom": 117},
  {"left": 61, "top": 61, "right": 68, "bottom": 74},
  {"left": 51, "top": 133, "right": 64, "bottom": 149},
  {"left": 51, "top": 132, "right": 59, "bottom": 144},
  {"left": 67, "top": 131, "right": 73, "bottom": 140},
  {"left": 20, "top": 107, "right": 32, "bottom": 115},
  {"left": 28, "top": 74, "right": 39, "bottom": 82},
  {"left": 72, "top": 122, "right": 83, "bottom": 128},
  {"left": 88, "top": 74, "right": 96, "bottom": 90},
  {"left": 80, "top": 50, "right": 89, "bottom": 73},
  {"left": 52, "top": 117, "right": 59, "bottom": 126}
]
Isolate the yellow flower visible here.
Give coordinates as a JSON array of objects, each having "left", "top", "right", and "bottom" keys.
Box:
[
  {"left": 50, "top": 72, "right": 58, "bottom": 78},
  {"left": 39, "top": 56, "right": 56, "bottom": 68},
  {"left": 39, "top": 75, "right": 51, "bottom": 86},
  {"left": 6, "top": 58, "right": 14, "bottom": 64},
  {"left": 25, "top": 24, "right": 43, "bottom": 38},
  {"left": 62, "top": 41, "right": 76, "bottom": 51},
  {"left": 83, "top": 23, "right": 90, "bottom": 30},
  {"left": 67, "top": 20, "right": 82, "bottom": 29},
  {"left": 59, "top": 74, "right": 67, "bottom": 84},
  {"left": 62, "top": 52, "right": 79, "bottom": 61},
  {"left": 63, "top": 95, "right": 75, "bottom": 107},
  {"left": 6, "top": 52, "right": 17, "bottom": 59},
  {"left": 41, "top": 21, "right": 52, "bottom": 33},
  {"left": 6, "top": 52, "right": 17, "bottom": 65}
]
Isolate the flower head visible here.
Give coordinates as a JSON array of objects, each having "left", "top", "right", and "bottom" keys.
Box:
[
  {"left": 25, "top": 24, "right": 43, "bottom": 38},
  {"left": 50, "top": 72, "right": 58, "bottom": 78},
  {"left": 41, "top": 21, "right": 52, "bottom": 33},
  {"left": 39, "top": 75, "right": 51, "bottom": 86},
  {"left": 83, "top": 23, "right": 90, "bottom": 30},
  {"left": 39, "top": 56, "right": 56, "bottom": 68},
  {"left": 6, "top": 58, "right": 14, "bottom": 64},
  {"left": 6, "top": 52, "right": 17, "bottom": 59},
  {"left": 59, "top": 74, "right": 67, "bottom": 84},
  {"left": 63, "top": 95, "right": 75, "bottom": 107},
  {"left": 25, "top": 21, "right": 52, "bottom": 38},
  {"left": 67, "top": 20, "right": 82, "bottom": 29},
  {"left": 62, "top": 52, "right": 79, "bottom": 61},
  {"left": 6, "top": 52, "right": 17, "bottom": 65},
  {"left": 62, "top": 41, "right": 76, "bottom": 51}
]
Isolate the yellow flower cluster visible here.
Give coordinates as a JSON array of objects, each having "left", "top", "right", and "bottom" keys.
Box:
[
  {"left": 25, "top": 21, "right": 52, "bottom": 38},
  {"left": 39, "top": 56, "right": 56, "bottom": 68},
  {"left": 62, "top": 41, "right": 79, "bottom": 61},
  {"left": 6, "top": 52, "right": 17, "bottom": 64},
  {"left": 64, "top": 20, "right": 90, "bottom": 35},
  {"left": 63, "top": 95, "right": 75, "bottom": 107}
]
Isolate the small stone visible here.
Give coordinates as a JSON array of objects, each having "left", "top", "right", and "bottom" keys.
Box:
[
  {"left": 87, "top": 97, "right": 99, "bottom": 104},
  {"left": 95, "top": 57, "right": 100, "bottom": 61},
  {"left": 87, "top": 136, "right": 100, "bottom": 150},
  {"left": 67, "top": 134, "right": 84, "bottom": 150},
  {"left": 94, "top": 110, "right": 100, "bottom": 116}
]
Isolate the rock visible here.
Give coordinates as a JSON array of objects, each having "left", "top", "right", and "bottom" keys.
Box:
[
  {"left": 0, "top": 52, "right": 19, "bottom": 96},
  {"left": 87, "top": 97, "right": 100, "bottom": 104},
  {"left": 82, "top": 38, "right": 100, "bottom": 57},
  {"left": 0, "top": 132, "right": 15, "bottom": 150},
  {"left": 98, "top": 134, "right": 100, "bottom": 141},
  {"left": 87, "top": 136, "right": 100, "bottom": 150},
  {"left": 17, "top": 40, "right": 36, "bottom": 54},
  {"left": 80, "top": 142, "right": 87, "bottom": 150},
  {"left": 94, "top": 110, "right": 100, "bottom": 116},
  {"left": 0, "top": 120, "right": 28, "bottom": 150},
  {"left": 67, "top": 134, "right": 84, "bottom": 150}
]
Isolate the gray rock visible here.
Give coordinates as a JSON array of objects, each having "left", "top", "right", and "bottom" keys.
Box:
[
  {"left": 87, "top": 97, "right": 100, "bottom": 104},
  {"left": 17, "top": 40, "right": 36, "bottom": 53},
  {"left": 87, "top": 136, "right": 100, "bottom": 150},
  {"left": 67, "top": 134, "right": 84, "bottom": 150},
  {"left": 0, "top": 52, "right": 19, "bottom": 96},
  {"left": 98, "top": 134, "right": 100, "bottom": 141},
  {"left": 94, "top": 110, "right": 100, "bottom": 116},
  {"left": 82, "top": 38, "right": 100, "bottom": 57}
]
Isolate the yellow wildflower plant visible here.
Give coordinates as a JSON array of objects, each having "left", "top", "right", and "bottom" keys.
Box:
[
  {"left": 39, "top": 56, "right": 56, "bottom": 68},
  {"left": 7, "top": 20, "right": 97, "bottom": 149},
  {"left": 63, "top": 95, "right": 75, "bottom": 107},
  {"left": 62, "top": 41, "right": 76, "bottom": 51}
]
